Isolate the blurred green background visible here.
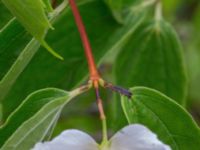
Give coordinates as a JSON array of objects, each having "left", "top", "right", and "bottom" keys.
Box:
[
  {"left": 162, "top": 0, "right": 200, "bottom": 125},
  {"left": 1, "top": 0, "right": 200, "bottom": 140}
]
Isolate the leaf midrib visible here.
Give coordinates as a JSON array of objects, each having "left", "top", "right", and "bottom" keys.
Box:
[
  {"left": 135, "top": 99, "right": 179, "bottom": 150},
  {"left": 0, "top": 92, "right": 69, "bottom": 148},
  {"left": 1, "top": 100, "right": 64, "bottom": 149},
  {"left": 10, "top": 107, "right": 60, "bottom": 149}
]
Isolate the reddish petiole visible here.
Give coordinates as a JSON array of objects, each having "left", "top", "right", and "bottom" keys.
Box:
[{"left": 68, "top": 0, "right": 132, "bottom": 142}]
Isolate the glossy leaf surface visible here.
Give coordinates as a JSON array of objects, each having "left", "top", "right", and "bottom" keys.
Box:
[
  {"left": 115, "top": 20, "right": 187, "bottom": 104},
  {"left": 0, "top": 88, "right": 78, "bottom": 150},
  {"left": 122, "top": 87, "right": 200, "bottom": 150},
  {"left": 1, "top": 0, "right": 51, "bottom": 41}
]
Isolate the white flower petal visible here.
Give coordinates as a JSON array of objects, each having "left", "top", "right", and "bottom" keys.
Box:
[
  {"left": 32, "top": 129, "right": 99, "bottom": 150},
  {"left": 110, "top": 124, "right": 171, "bottom": 150}
]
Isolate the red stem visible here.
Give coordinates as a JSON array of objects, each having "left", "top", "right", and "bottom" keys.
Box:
[
  {"left": 68, "top": 1, "right": 132, "bottom": 135},
  {"left": 68, "top": 0, "right": 99, "bottom": 80},
  {"left": 69, "top": 0, "right": 106, "bottom": 122}
]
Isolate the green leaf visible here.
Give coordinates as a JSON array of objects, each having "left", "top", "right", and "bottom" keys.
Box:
[
  {"left": 0, "top": 37, "right": 40, "bottom": 103},
  {"left": 2, "top": 0, "right": 146, "bottom": 118},
  {"left": 0, "top": 1, "right": 67, "bottom": 105},
  {"left": 1, "top": 0, "right": 63, "bottom": 60},
  {"left": 0, "top": 104, "right": 2, "bottom": 123},
  {"left": 0, "top": 1, "right": 12, "bottom": 28},
  {"left": 1, "top": 0, "right": 51, "bottom": 41},
  {"left": 0, "top": 88, "right": 80, "bottom": 149},
  {"left": 0, "top": 19, "right": 31, "bottom": 80},
  {"left": 104, "top": 0, "right": 139, "bottom": 23},
  {"left": 43, "top": 0, "right": 54, "bottom": 12},
  {"left": 122, "top": 87, "right": 200, "bottom": 150},
  {"left": 115, "top": 19, "right": 187, "bottom": 104}
]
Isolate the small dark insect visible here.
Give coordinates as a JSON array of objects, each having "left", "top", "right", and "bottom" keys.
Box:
[{"left": 104, "top": 82, "right": 132, "bottom": 99}]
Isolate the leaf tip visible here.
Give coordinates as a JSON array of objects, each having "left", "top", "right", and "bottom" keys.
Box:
[{"left": 41, "top": 41, "right": 64, "bottom": 60}]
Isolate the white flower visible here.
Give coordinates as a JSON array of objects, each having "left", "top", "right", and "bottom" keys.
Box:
[{"left": 32, "top": 124, "right": 171, "bottom": 150}]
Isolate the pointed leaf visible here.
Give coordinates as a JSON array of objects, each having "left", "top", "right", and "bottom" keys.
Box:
[
  {"left": 0, "top": 88, "right": 80, "bottom": 150},
  {"left": 121, "top": 87, "right": 200, "bottom": 150},
  {"left": 0, "top": 0, "right": 67, "bottom": 105},
  {"left": 1, "top": 0, "right": 51, "bottom": 41},
  {"left": 1, "top": 0, "right": 63, "bottom": 59},
  {"left": 115, "top": 19, "right": 187, "bottom": 104}
]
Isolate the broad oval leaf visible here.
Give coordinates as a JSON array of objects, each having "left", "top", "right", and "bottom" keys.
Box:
[
  {"left": 0, "top": 88, "right": 79, "bottom": 150},
  {"left": 121, "top": 87, "right": 200, "bottom": 150},
  {"left": 115, "top": 19, "right": 187, "bottom": 104}
]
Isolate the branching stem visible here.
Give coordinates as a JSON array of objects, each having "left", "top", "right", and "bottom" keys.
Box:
[
  {"left": 68, "top": 0, "right": 132, "bottom": 144},
  {"left": 68, "top": 0, "right": 107, "bottom": 143}
]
